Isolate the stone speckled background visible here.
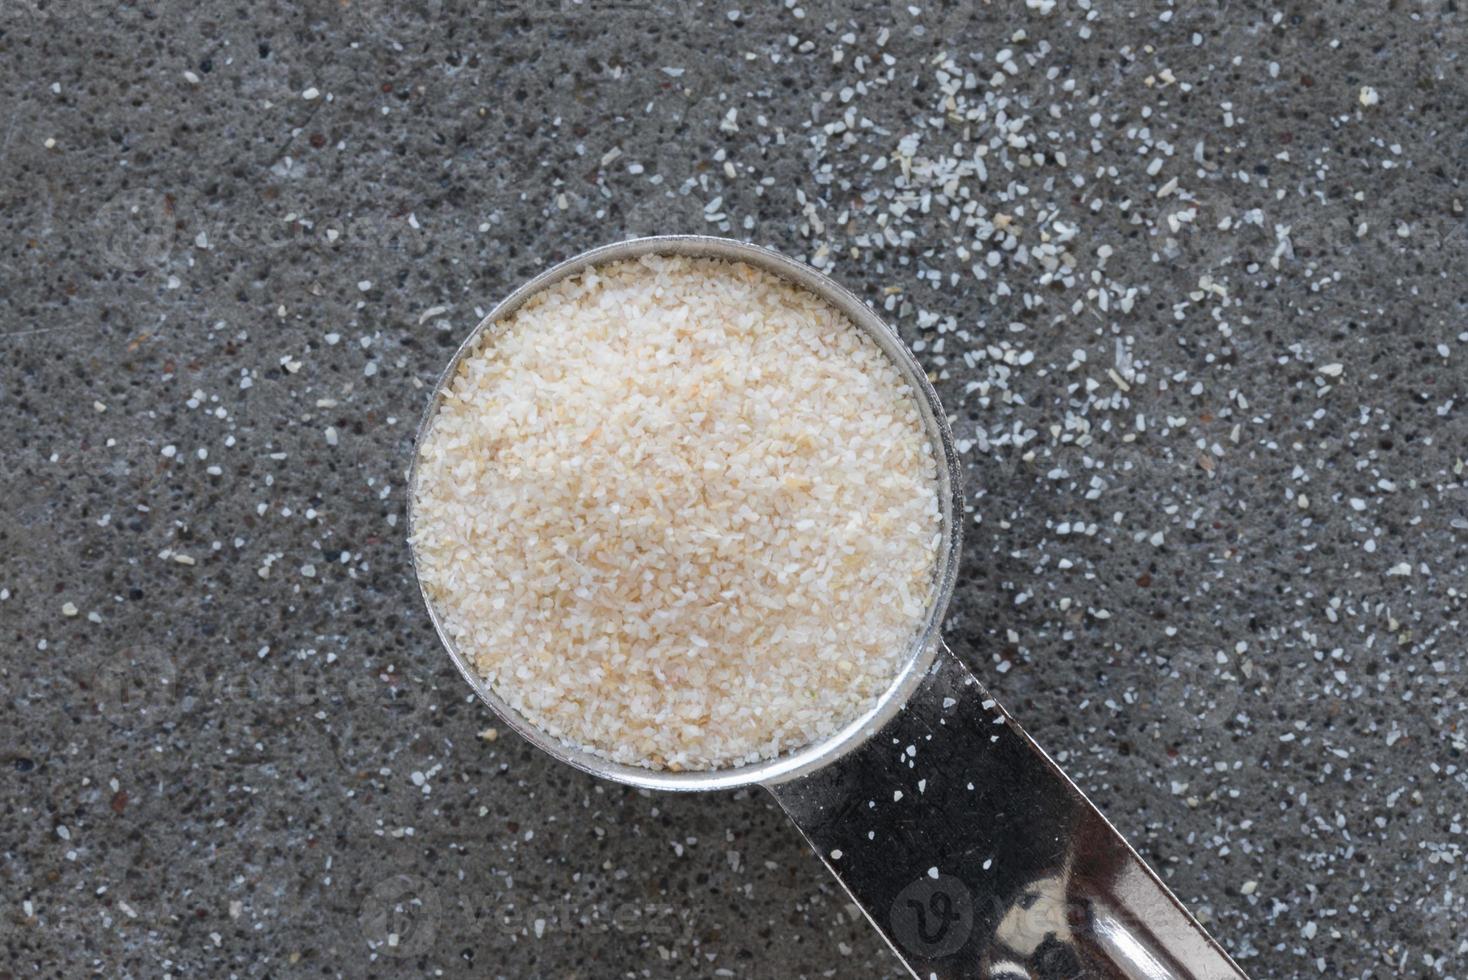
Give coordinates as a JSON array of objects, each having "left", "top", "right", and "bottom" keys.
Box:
[{"left": 2, "top": 2, "right": 1465, "bottom": 978}]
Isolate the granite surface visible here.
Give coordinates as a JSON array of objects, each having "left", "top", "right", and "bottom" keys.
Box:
[{"left": 2, "top": 1, "right": 1465, "bottom": 977}]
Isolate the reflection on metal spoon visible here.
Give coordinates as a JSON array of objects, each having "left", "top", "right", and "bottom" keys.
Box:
[{"left": 768, "top": 644, "right": 1248, "bottom": 979}]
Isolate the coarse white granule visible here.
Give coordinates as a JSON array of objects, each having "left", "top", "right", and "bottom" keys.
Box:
[{"left": 412, "top": 254, "right": 942, "bottom": 770}]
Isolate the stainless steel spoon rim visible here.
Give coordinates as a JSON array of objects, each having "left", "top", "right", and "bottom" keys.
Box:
[{"left": 406, "top": 235, "right": 965, "bottom": 792}]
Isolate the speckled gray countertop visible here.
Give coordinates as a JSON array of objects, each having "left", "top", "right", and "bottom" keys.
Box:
[{"left": 2, "top": 2, "right": 1464, "bottom": 978}]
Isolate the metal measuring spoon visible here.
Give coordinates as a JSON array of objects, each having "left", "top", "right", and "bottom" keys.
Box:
[{"left": 407, "top": 236, "right": 1249, "bottom": 980}]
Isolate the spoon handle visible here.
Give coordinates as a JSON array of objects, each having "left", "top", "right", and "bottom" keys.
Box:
[{"left": 764, "top": 642, "right": 1248, "bottom": 979}]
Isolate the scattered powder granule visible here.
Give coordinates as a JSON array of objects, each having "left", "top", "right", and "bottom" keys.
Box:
[{"left": 411, "top": 255, "right": 942, "bottom": 770}]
